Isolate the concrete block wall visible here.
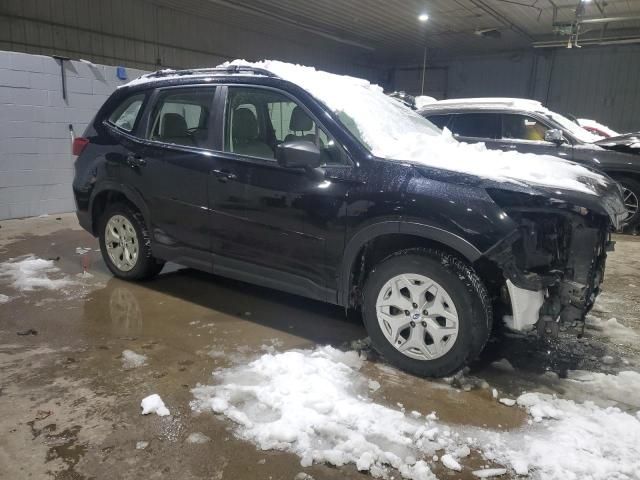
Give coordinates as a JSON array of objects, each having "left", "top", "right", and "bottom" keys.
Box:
[{"left": 0, "top": 50, "right": 147, "bottom": 220}]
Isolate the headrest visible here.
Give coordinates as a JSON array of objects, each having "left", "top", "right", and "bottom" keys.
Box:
[
  {"left": 232, "top": 108, "right": 258, "bottom": 141},
  {"left": 289, "top": 106, "right": 313, "bottom": 132},
  {"left": 161, "top": 113, "right": 188, "bottom": 138}
]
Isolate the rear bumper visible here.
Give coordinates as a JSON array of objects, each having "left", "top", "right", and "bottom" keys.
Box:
[{"left": 76, "top": 209, "right": 93, "bottom": 236}]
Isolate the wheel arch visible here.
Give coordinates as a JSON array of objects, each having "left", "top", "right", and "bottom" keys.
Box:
[
  {"left": 89, "top": 182, "right": 151, "bottom": 236},
  {"left": 337, "top": 221, "right": 482, "bottom": 307}
]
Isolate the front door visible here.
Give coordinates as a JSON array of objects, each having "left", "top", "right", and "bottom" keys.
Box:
[
  {"left": 207, "top": 85, "right": 352, "bottom": 301},
  {"left": 499, "top": 113, "right": 573, "bottom": 160}
]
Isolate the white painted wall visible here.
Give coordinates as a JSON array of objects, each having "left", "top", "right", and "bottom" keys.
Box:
[{"left": 0, "top": 50, "right": 147, "bottom": 220}]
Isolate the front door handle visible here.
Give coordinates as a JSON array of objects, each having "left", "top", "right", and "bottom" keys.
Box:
[
  {"left": 212, "top": 169, "right": 237, "bottom": 182},
  {"left": 126, "top": 154, "right": 146, "bottom": 168}
]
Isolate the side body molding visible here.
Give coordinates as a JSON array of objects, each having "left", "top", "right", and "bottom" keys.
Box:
[{"left": 337, "top": 220, "right": 482, "bottom": 306}]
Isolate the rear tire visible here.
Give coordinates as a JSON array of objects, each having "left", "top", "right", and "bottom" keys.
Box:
[
  {"left": 98, "top": 203, "right": 164, "bottom": 281},
  {"left": 362, "top": 248, "right": 492, "bottom": 377}
]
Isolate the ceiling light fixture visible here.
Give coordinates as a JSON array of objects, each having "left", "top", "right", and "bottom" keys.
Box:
[{"left": 418, "top": 13, "right": 429, "bottom": 22}]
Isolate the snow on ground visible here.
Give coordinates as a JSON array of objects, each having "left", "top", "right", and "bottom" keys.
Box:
[
  {"left": 0, "top": 255, "right": 74, "bottom": 291},
  {"left": 585, "top": 315, "right": 639, "bottom": 344},
  {"left": 564, "top": 370, "right": 640, "bottom": 408},
  {"left": 216, "top": 60, "right": 608, "bottom": 196},
  {"left": 192, "top": 345, "right": 640, "bottom": 480},
  {"left": 122, "top": 350, "right": 148, "bottom": 369},
  {"left": 141, "top": 394, "right": 170, "bottom": 417},
  {"left": 0, "top": 293, "right": 11, "bottom": 304},
  {"left": 480, "top": 392, "right": 640, "bottom": 479}
]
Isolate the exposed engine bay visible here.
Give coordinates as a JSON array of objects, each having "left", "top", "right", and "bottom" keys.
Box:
[{"left": 488, "top": 209, "right": 612, "bottom": 335}]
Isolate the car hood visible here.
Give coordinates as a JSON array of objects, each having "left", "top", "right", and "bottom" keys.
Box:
[
  {"left": 412, "top": 163, "right": 627, "bottom": 228},
  {"left": 594, "top": 132, "right": 640, "bottom": 154}
]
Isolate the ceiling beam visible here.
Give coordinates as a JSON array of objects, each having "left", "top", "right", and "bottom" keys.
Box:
[
  {"left": 203, "top": 0, "right": 375, "bottom": 51},
  {"left": 467, "top": 0, "right": 535, "bottom": 42}
]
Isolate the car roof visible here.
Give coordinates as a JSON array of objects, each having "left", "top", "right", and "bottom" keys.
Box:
[
  {"left": 419, "top": 97, "right": 548, "bottom": 114},
  {"left": 120, "top": 65, "right": 282, "bottom": 90}
]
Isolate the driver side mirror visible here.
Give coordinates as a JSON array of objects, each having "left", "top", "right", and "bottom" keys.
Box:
[
  {"left": 544, "top": 128, "right": 565, "bottom": 145},
  {"left": 276, "top": 139, "right": 321, "bottom": 169}
]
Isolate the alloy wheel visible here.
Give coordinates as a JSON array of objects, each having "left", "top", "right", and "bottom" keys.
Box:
[
  {"left": 375, "top": 273, "right": 459, "bottom": 361},
  {"left": 105, "top": 215, "right": 139, "bottom": 272},
  {"left": 622, "top": 187, "right": 639, "bottom": 220}
]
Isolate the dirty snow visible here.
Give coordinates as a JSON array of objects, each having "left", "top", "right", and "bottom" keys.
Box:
[
  {"left": 0, "top": 255, "right": 74, "bottom": 291},
  {"left": 0, "top": 293, "right": 11, "bottom": 304},
  {"left": 186, "top": 432, "right": 211, "bottom": 444},
  {"left": 564, "top": 370, "right": 640, "bottom": 408},
  {"left": 215, "top": 60, "right": 608, "bottom": 196},
  {"left": 122, "top": 350, "right": 147, "bottom": 369},
  {"left": 193, "top": 345, "right": 640, "bottom": 480},
  {"left": 472, "top": 468, "right": 507, "bottom": 478},
  {"left": 585, "top": 315, "right": 639, "bottom": 343},
  {"left": 141, "top": 394, "right": 170, "bottom": 417}
]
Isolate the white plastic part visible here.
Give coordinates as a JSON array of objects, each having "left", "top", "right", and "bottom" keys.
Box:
[{"left": 505, "top": 280, "right": 545, "bottom": 331}]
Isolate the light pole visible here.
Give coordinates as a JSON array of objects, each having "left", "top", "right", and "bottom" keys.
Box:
[{"left": 418, "top": 12, "right": 429, "bottom": 95}]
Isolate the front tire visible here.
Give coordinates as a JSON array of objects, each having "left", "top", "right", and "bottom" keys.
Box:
[
  {"left": 98, "top": 203, "right": 164, "bottom": 280},
  {"left": 618, "top": 177, "right": 640, "bottom": 228},
  {"left": 362, "top": 249, "right": 492, "bottom": 377}
]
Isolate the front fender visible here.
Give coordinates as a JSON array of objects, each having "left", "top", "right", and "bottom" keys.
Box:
[{"left": 336, "top": 220, "right": 483, "bottom": 306}]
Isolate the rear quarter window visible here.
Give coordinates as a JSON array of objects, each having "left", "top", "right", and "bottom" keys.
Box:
[{"left": 108, "top": 93, "right": 146, "bottom": 132}]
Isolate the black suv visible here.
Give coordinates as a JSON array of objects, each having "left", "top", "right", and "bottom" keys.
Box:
[
  {"left": 419, "top": 98, "right": 640, "bottom": 226},
  {"left": 73, "top": 64, "right": 625, "bottom": 377}
]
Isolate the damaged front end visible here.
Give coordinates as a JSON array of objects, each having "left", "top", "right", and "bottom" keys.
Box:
[{"left": 485, "top": 186, "right": 624, "bottom": 336}]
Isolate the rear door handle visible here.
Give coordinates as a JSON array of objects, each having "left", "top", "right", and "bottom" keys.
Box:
[
  {"left": 212, "top": 169, "right": 237, "bottom": 182},
  {"left": 126, "top": 154, "right": 146, "bottom": 168}
]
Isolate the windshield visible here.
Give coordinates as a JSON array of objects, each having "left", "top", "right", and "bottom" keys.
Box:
[{"left": 545, "top": 111, "right": 601, "bottom": 144}]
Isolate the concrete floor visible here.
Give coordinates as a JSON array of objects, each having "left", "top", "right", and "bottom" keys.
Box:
[{"left": 1, "top": 214, "right": 639, "bottom": 479}]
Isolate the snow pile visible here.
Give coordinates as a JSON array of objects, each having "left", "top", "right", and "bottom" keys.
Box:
[
  {"left": 0, "top": 255, "right": 74, "bottom": 291},
  {"left": 141, "top": 394, "right": 170, "bottom": 417},
  {"left": 192, "top": 346, "right": 470, "bottom": 479},
  {"left": 194, "top": 345, "right": 640, "bottom": 479},
  {"left": 122, "top": 350, "right": 148, "bottom": 369},
  {"left": 482, "top": 392, "right": 640, "bottom": 479},
  {"left": 217, "top": 60, "right": 608, "bottom": 196}
]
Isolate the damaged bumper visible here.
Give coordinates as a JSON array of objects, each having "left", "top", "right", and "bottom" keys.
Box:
[{"left": 486, "top": 205, "right": 614, "bottom": 333}]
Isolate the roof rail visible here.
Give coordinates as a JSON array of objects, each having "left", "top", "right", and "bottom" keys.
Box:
[{"left": 144, "top": 65, "right": 279, "bottom": 79}]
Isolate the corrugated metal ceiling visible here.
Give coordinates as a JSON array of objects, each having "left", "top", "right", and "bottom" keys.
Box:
[{"left": 153, "top": 0, "right": 640, "bottom": 61}]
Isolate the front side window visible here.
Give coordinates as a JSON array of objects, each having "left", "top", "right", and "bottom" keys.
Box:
[
  {"left": 224, "top": 87, "right": 343, "bottom": 164},
  {"left": 148, "top": 87, "right": 216, "bottom": 147},
  {"left": 108, "top": 93, "right": 145, "bottom": 132},
  {"left": 448, "top": 113, "right": 501, "bottom": 139},
  {"left": 503, "top": 114, "right": 550, "bottom": 142}
]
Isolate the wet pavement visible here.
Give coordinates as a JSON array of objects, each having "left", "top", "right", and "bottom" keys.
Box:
[{"left": 1, "top": 214, "right": 639, "bottom": 479}]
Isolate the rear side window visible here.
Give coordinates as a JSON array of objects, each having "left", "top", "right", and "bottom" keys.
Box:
[
  {"left": 148, "top": 87, "right": 216, "bottom": 148},
  {"left": 108, "top": 93, "right": 145, "bottom": 132},
  {"left": 449, "top": 113, "right": 501, "bottom": 139},
  {"left": 424, "top": 114, "right": 451, "bottom": 129}
]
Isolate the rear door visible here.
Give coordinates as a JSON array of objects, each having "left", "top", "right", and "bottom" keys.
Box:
[{"left": 138, "top": 86, "right": 218, "bottom": 264}]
